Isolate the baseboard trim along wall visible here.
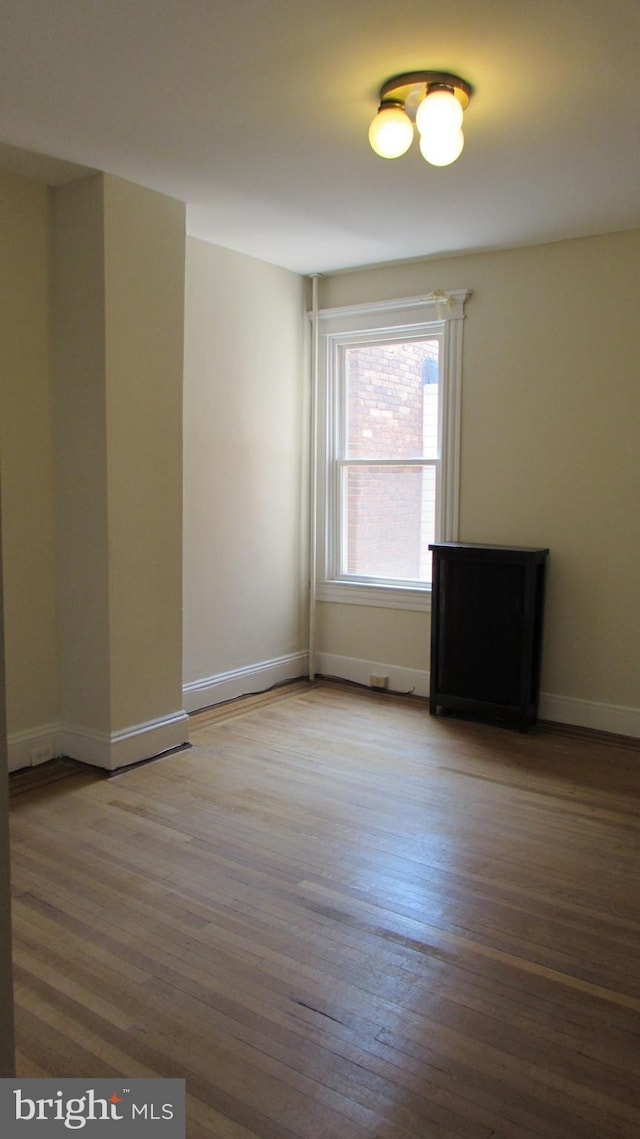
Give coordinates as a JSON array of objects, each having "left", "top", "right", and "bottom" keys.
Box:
[
  {"left": 8, "top": 654, "right": 640, "bottom": 773},
  {"left": 315, "top": 652, "right": 429, "bottom": 698},
  {"left": 58, "top": 711, "right": 190, "bottom": 771},
  {"left": 6, "top": 723, "right": 60, "bottom": 774},
  {"left": 182, "top": 651, "right": 309, "bottom": 713},
  {"left": 538, "top": 692, "right": 640, "bottom": 739},
  {"left": 314, "top": 652, "right": 640, "bottom": 739},
  {"left": 7, "top": 711, "right": 190, "bottom": 774}
]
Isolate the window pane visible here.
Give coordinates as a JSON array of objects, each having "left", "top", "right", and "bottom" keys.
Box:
[
  {"left": 345, "top": 340, "right": 439, "bottom": 460},
  {"left": 343, "top": 465, "right": 436, "bottom": 583}
]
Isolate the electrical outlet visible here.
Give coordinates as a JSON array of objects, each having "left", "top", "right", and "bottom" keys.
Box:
[{"left": 370, "top": 674, "right": 389, "bottom": 690}]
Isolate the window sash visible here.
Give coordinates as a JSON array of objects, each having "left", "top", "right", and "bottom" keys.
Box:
[
  {"left": 315, "top": 292, "right": 470, "bottom": 608},
  {"left": 337, "top": 460, "right": 435, "bottom": 587}
]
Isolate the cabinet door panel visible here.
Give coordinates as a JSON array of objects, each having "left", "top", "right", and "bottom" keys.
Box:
[
  {"left": 436, "top": 559, "right": 525, "bottom": 705},
  {"left": 429, "top": 543, "right": 548, "bottom": 729}
]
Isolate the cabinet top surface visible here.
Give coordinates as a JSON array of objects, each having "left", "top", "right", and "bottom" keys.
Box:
[{"left": 429, "top": 542, "right": 549, "bottom": 556}]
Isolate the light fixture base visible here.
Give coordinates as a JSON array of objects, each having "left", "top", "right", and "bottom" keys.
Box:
[{"left": 378, "top": 71, "right": 472, "bottom": 118}]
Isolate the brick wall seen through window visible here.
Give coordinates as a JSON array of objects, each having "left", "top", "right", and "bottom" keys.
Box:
[{"left": 344, "top": 339, "right": 439, "bottom": 582}]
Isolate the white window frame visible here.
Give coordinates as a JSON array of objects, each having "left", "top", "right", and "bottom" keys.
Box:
[{"left": 315, "top": 291, "right": 470, "bottom": 611}]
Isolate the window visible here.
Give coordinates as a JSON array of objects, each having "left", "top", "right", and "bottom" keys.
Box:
[{"left": 315, "top": 292, "right": 470, "bottom": 610}]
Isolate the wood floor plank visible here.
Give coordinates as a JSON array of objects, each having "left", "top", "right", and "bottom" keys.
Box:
[{"left": 9, "top": 681, "right": 640, "bottom": 1137}]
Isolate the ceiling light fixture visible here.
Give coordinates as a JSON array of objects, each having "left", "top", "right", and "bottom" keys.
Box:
[{"left": 368, "top": 71, "right": 473, "bottom": 167}]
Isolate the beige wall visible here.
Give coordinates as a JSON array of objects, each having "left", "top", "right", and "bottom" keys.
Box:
[
  {"left": 317, "top": 231, "right": 640, "bottom": 721},
  {"left": 51, "top": 173, "right": 187, "bottom": 757},
  {"left": 0, "top": 173, "right": 58, "bottom": 736},
  {"left": 51, "top": 174, "right": 111, "bottom": 733},
  {"left": 3, "top": 171, "right": 186, "bottom": 748},
  {"left": 103, "top": 176, "right": 186, "bottom": 730},
  {"left": 319, "top": 604, "right": 428, "bottom": 673},
  {"left": 183, "top": 239, "right": 308, "bottom": 694}
]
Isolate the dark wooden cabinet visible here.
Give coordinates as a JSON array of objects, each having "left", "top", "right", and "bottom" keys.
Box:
[{"left": 429, "top": 542, "right": 548, "bottom": 730}]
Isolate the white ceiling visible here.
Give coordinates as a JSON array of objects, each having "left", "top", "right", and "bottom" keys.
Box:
[{"left": 1, "top": 0, "right": 639, "bottom": 275}]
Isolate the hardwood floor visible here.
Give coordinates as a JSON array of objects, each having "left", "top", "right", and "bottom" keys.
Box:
[{"left": 8, "top": 681, "right": 640, "bottom": 1138}]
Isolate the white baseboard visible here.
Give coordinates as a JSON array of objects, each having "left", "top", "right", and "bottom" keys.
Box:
[
  {"left": 314, "top": 652, "right": 640, "bottom": 739},
  {"left": 7, "top": 724, "right": 59, "bottom": 774},
  {"left": 8, "top": 660, "right": 638, "bottom": 776},
  {"left": 539, "top": 692, "right": 640, "bottom": 739},
  {"left": 183, "top": 651, "right": 310, "bottom": 713},
  {"left": 315, "top": 652, "right": 429, "bottom": 698},
  {"left": 8, "top": 711, "right": 190, "bottom": 774},
  {"left": 58, "top": 710, "right": 190, "bottom": 771}
]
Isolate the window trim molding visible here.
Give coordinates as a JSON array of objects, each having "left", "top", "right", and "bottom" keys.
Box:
[
  {"left": 313, "top": 290, "right": 471, "bottom": 610},
  {"left": 316, "top": 580, "right": 432, "bottom": 611}
]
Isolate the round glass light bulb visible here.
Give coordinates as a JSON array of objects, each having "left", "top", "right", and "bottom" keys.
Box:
[
  {"left": 415, "top": 89, "right": 464, "bottom": 139},
  {"left": 368, "top": 104, "right": 413, "bottom": 159},
  {"left": 419, "top": 127, "right": 464, "bottom": 167}
]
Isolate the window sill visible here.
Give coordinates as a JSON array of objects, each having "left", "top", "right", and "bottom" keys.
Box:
[{"left": 316, "top": 580, "right": 431, "bottom": 612}]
